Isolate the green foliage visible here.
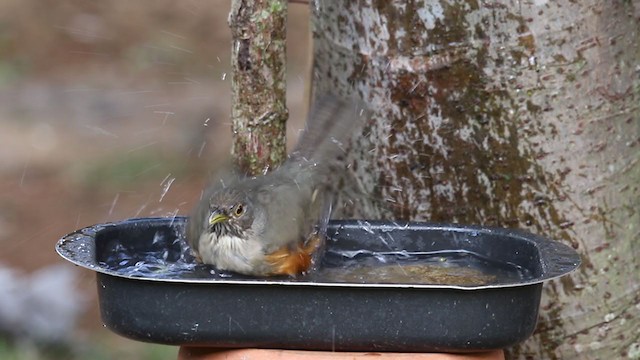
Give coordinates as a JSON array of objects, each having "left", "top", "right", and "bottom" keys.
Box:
[
  {"left": 72, "top": 151, "right": 189, "bottom": 190},
  {"left": 0, "top": 337, "right": 176, "bottom": 360}
]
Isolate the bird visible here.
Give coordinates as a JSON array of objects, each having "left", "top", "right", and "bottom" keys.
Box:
[{"left": 187, "top": 94, "right": 366, "bottom": 276}]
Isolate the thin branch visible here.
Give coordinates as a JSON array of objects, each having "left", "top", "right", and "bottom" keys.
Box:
[{"left": 228, "top": 0, "right": 289, "bottom": 175}]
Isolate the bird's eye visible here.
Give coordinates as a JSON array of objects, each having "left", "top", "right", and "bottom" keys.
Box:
[{"left": 233, "top": 204, "right": 244, "bottom": 217}]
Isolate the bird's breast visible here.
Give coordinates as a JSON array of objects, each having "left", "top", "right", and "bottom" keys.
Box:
[{"left": 198, "top": 232, "right": 265, "bottom": 275}]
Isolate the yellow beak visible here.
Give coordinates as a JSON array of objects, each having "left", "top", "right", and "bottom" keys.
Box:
[{"left": 208, "top": 212, "right": 229, "bottom": 225}]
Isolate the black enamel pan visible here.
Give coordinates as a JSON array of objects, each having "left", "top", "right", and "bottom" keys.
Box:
[{"left": 56, "top": 217, "right": 580, "bottom": 352}]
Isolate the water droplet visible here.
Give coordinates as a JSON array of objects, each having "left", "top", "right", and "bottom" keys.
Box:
[{"left": 159, "top": 176, "right": 175, "bottom": 202}]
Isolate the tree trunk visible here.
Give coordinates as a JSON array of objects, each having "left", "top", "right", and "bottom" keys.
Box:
[
  {"left": 310, "top": 1, "right": 640, "bottom": 359},
  {"left": 229, "top": 0, "right": 288, "bottom": 176}
]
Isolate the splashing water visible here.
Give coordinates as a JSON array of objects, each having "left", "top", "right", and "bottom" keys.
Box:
[
  {"left": 95, "top": 224, "right": 534, "bottom": 286},
  {"left": 99, "top": 228, "right": 199, "bottom": 279},
  {"left": 159, "top": 174, "right": 175, "bottom": 202}
]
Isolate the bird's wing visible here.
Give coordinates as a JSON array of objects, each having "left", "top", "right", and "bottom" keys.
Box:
[{"left": 291, "top": 94, "right": 368, "bottom": 166}]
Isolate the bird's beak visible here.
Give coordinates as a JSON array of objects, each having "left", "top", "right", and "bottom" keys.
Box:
[{"left": 208, "top": 211, "right": 229, "bottom": 225}]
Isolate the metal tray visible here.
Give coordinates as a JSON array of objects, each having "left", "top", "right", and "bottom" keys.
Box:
[{"left": 56, "top": 217, "right": 580, "bottom": 352}]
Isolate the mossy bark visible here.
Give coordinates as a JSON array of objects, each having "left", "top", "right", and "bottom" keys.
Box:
[
  {"left": 311, "top": 1, "right": 640, "bottom": 358},
  {"left": 229, "top": 0, "right": 288, "bottom": 176}
]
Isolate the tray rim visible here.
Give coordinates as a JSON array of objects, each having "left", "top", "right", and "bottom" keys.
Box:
[{"left": 56, "top": 216, "right": 581, "bottom": 290}]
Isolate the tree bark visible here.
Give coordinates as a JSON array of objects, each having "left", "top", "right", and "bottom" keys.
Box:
[
  {"left": 229, "top": 0, "right": 288, "bottom": 176},
  {"left": 310, "top": 1, "right": 640, "bottom": 359}
]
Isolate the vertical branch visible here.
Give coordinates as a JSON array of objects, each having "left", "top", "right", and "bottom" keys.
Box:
[{"left": 228, "top": 0, "right": 288, "bottom": 176}]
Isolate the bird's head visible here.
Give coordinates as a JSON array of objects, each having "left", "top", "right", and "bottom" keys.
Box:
[{"left": 204, "top": 189, "right": 255, "bottom": 240}]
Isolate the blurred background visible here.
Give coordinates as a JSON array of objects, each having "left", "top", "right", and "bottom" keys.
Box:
[{"left": 0, "top": 1, "right": 311, "bottom": 358}]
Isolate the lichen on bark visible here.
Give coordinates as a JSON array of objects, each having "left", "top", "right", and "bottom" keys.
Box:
[
  {"left": 311, "top": 0, "right": 640, "bottom": 358},
  {"left": 229, "top": 0, "right": 288, "bottom": 176}
]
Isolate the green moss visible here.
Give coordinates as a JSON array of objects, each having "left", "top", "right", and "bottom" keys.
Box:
[{"left": 269, "top": 0, "right": 285, "bottom": 14}]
